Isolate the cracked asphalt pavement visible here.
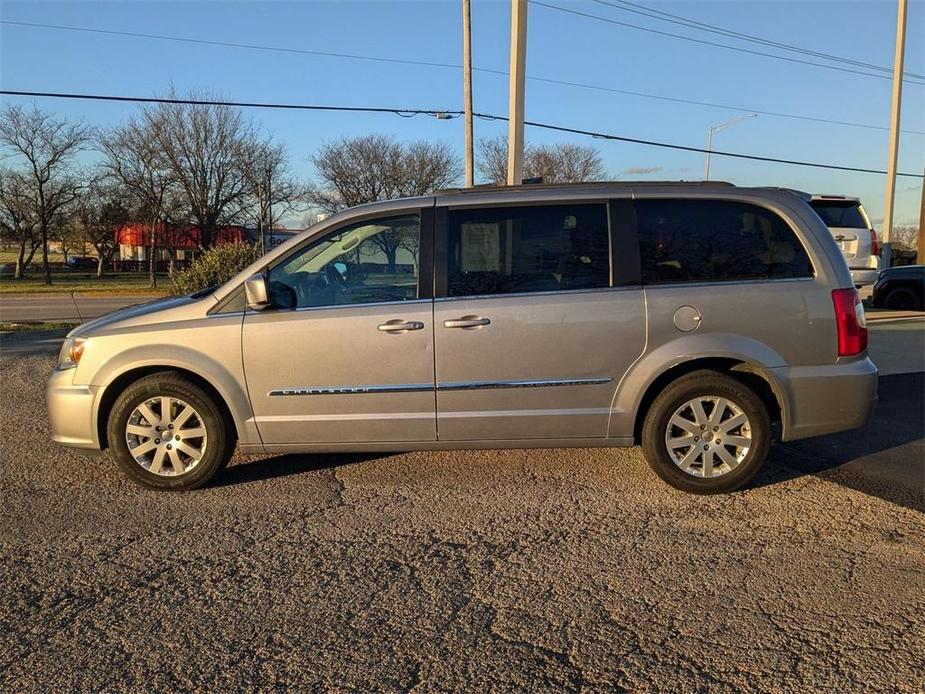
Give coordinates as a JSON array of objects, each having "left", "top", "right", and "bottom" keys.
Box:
[{"left": 1, "top": 351, "right": 923, "bottom": 691}]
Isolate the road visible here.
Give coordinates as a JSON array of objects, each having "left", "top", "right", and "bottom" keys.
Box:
[
  {"left": 0, "top": 325, "right": 922, "bottom": 690},
  {"left": 0, "top": 293, "right": 161, "bottom": 322}
]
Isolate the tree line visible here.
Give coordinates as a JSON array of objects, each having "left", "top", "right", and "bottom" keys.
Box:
[{"left": 0, "top": 92, "right": 606, "bottom": 286}]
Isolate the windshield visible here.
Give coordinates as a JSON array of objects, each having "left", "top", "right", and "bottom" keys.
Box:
[{"left": 810, "top": 201, "right": 869, "bottom": 229}]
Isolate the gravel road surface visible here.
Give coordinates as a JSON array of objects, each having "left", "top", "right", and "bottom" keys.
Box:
[{"left": 1, "top": 351, "right": 923, "bottom": 691}]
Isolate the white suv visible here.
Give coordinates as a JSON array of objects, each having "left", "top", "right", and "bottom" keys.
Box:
[{"left": 807, "top": 194, "right": 880, "bottom": 287}]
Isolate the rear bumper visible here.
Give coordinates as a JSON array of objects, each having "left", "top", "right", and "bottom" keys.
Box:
[
  {"left": 850, "top": 268, "right": 879, "bottom": 287},
  {"left": 47, "top": 369, "right": 101, "bottom": 449},
  {"left": 773, "top": 357, "right": 878, "bottom": 442}
]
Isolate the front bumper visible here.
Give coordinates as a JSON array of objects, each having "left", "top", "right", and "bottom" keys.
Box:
[
  {"left": 773, "top": 357, "right": 878, "bottom": 442},
  {"left": 47, "top": 368, "right": 101, "bottom": 449}
]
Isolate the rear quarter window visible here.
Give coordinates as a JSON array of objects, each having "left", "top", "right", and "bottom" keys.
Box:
[{"left": 637, "top": 199, "right": 814, "bottom": 284}]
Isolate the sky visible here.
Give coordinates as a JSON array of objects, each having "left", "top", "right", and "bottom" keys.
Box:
[{"left": 1, "top": 0, "right": 923, "bottom": 229}]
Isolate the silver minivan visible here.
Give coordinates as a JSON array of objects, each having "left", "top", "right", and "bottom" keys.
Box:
[{"left": 47, "top": 182, "right": 878, "bottom": 493}]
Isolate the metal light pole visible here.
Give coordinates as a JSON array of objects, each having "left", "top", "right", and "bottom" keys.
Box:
[
  {"left": 881, "top": 0, "right": 908, "bottom": 270},
  {"left": 463, "top": 0, "right": 474, "bottom": 187},
  {"left": 506, "top": 0, "right": 527, "bottom": 186},
  {"left": 704, "top": 113, "right": 757, "bottom": 181}
]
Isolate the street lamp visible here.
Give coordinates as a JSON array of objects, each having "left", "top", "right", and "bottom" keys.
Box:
[{"left": 704, "top": 113, "right": 757, "bottom": 181}]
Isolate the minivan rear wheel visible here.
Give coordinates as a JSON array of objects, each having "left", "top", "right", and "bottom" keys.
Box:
[
  {"left": 641, "top": 370, "right": 771, "bottom": 494},
  {"left": 107, "top": 372, "right": 235, "bottom": 490}
]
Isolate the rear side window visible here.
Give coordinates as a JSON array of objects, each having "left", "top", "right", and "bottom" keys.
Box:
[
  {"left": 446, "top": 204, "right": 610, "bottom": 297},
  {"left": 637, "top": 199, "right": 813, "bottom": 284},
  {"left": 810, "top": 201, "right": 869, "bottom": 229}
]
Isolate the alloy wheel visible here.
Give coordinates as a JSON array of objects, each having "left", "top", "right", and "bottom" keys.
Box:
[
  {"left": 125, "top": 396, "right": 208, "bottom": 476},
  {"left": 664, "top": 396, "right": 752, "bottom": 478}
]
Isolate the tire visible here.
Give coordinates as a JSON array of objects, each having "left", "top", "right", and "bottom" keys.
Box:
[
  {"left": 107, "top": 372, "right": 235, "bottom": 490},
  {"left": 641, "top": 370, "right": 771, "bottom": 494},
  {"left": 883, "top": 287, "right": 922, "bottom": 311}
]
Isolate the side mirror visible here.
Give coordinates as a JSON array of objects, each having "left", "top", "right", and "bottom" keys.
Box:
[{"left": 244, "top": 273, "right": 270, "bottom": 310}]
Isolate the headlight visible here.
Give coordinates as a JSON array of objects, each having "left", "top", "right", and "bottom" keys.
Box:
[{"left": 56, "top": 337, "right": 87, "bottom": 370}]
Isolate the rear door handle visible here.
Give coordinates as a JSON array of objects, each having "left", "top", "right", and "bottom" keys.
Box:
[
  {"left": 443, "top": 316, "right": 491, "bottom": 329},
  {"left": 378, "top": 320, "right": 424, "bottom": 332}
]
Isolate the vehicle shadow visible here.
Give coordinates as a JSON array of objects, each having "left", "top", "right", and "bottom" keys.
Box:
[
  {"left": 213, "top": 451, "right": 391, "bottom": 487},
  {"left": 753, "top": 372, "right": 924, "bottom": 512},
  {"left": 211, "top": 374, "right": 923, "bottom": 512}
]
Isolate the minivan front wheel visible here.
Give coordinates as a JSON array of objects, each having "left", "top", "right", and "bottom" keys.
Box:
[
  {"left": 641, "top": 370, "right": 771, "bottom": 494},
  {"left": 107, "top": 372, "right": 235, "bottom": 490}
]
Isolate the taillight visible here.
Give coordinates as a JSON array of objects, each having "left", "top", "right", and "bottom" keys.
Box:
[
  {"left": 832, "top": 288, "right": 868, "bottom": 356},
  {"left": 869, "top": 228, "right": 879, "bottom": 256}
]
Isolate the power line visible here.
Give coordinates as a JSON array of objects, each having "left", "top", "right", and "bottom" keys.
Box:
[
  {"left": 512, "top": 118, "right": 925, "bottom": 178},
  {"left": 0, "top": 90, "right": 462, "bottom": 118},
  {"left": 0, "top": 20, "right": 463, "bottom": 72},
  {"left": 509, "top": 72, "right": 925, "bottom": 136},
  {"left": 3, "top": 19, "right": 922, "bottom": 136},
  {"left": 3, "top": 89, "right": 921, "bottom": 178},
  {"left": 530, "top": 1, "right": 925, "bottom": 85},
  {"left": 589, "top": 0, "right": 925, "bottom": 81}
]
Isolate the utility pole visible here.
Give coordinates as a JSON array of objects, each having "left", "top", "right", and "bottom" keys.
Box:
[
  {"left": 463, "top": 0, "right": 474, "bottom": 187},
  {"left": 264, "top": 167, "right": 272, "bottom": 254},
  {"left": 881, "top": 0, "right": 907, "bottom": 270},
  {"left": 917, "top": 167, "right": 925, "bottom": 264},
  {"left": 506, "top": 0, "right": 527, "bottom": 186}
]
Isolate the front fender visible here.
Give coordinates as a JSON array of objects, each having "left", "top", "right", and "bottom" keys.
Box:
[{"left": 79, "top": 315, "right": 261, "bottom": 447}]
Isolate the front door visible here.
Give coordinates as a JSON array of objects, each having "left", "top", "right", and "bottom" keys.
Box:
[
  {"left": 433, "top": 201, "right": 646, "bottom": 441},
  {"left": 243, "top": 209, "right": 436, "bottom": 444}
]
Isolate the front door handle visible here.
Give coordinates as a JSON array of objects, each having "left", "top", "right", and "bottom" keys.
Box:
[
  {"left": 443, "top": 316, "right": 491, "bottom": 329},
  {"left": 378, "top": 320, "right": 424, "bottom": 332}
]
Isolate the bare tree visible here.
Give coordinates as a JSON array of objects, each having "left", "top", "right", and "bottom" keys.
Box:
[
  {"left": 146, "top": 89, "right": 258, "bottom": 250},
  {"left": 531, "top": 143, "right": 606, "bottom": 183},
  {"left": 56, "top": 218, "right": 87, "bottom": 266},
  {"left": 99, "top": 116, "right": 175, "bottom": 288},
  {"left": 242, "top": 139, "right": 304, "bottom": 252},
  {"left": 0, "top": 105, "right": 89, "bottom": 284},
  {"left": 71, "top": 177, "right": 132, "bottom": 278},
  {"left": 308, "top": 134, "right": 460, "bottom": 272},
  {"left": 477, "top": 136, "right": 606, "bottom": 185},
  {"left": 0, "top": 168, "right": 39, "bottom": 278},
  {"left": 892, "top": 225, "right": 919, "bottom": 251},
  {"left": 308, "top": 134, "right": 460, "bottom": 213}
]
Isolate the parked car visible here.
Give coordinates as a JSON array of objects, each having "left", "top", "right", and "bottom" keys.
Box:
[
  {"left": 67, "top": 256, "right": 98, "bottom": 270},
  {"left": 48, "top": 182, "right": 877, "bottom": 494},
  {"left": 872, "top": 264, "right": 924, "bottom": 311},
  {"left": 804, "top": 194, "right": 880, "bottom": 287}
]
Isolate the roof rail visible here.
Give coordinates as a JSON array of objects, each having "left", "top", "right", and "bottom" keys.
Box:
[
  {"left": 755, "top": 187, "right": 812, "bottom": 201},
  {"left": 435, "top": 180, "right": 736, "bottom": 195}
]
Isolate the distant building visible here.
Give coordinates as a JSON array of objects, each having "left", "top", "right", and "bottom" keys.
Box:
[{"left": 114, "top": 223, "right": 300, "bottom": 269}]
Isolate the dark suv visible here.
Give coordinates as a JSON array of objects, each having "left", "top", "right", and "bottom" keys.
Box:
[{"left": 872, "top": 265, "right": 924, "bottom": 311}]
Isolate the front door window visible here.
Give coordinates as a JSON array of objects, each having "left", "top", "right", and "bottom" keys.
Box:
[{"left": 267, "top": 214, "right": 421, "bottom": 309}]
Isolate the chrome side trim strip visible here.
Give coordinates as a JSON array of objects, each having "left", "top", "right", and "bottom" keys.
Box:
[
  {"left": 440, "top": 407, "right": 611, "bottom": 418},
  {"left": 269, "top": 383, "right": 433, "bottom": 396},
  {"left": 254, "top": 412, "right": 434, "bottom": 422},
  {"left": 269, "top": 377, "right": 612, "bottom": 396},
  {"left": 438, "top": 377, "right": 613, "bottom": 391}
]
